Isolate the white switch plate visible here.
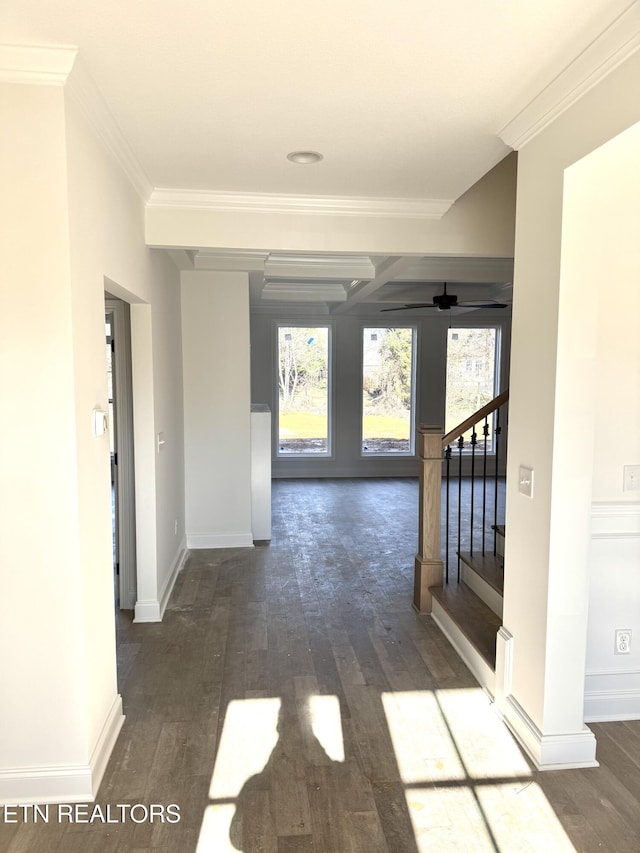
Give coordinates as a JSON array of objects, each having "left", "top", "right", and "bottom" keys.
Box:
[
  {"left": 623, "top": 465, "right": 640, "bottom": 491},
  {"left": 519, "top": 465, "right": 534, "bottom": 498}
]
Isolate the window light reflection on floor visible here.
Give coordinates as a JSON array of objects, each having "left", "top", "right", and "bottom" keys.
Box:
[
  {"left": 309, "top": 694, "right": 345, "bottom": 762},
  {"left": 382, "top": 687, "right": 576, "bottom": 852},
  {"left": 208, "top": 697, "right": 281, "bottom": 799}
]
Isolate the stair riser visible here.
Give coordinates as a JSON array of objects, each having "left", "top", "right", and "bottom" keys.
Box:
[{"left": 461, "top": 564, "right": 504, "bottom": 619}]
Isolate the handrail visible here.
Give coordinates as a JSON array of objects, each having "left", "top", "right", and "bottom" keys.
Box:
[{"left": 441, "top": 388, "right": 509, "bottom": 448}]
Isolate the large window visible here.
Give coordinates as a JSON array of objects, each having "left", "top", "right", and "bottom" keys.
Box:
[
  {"left": 445, "top": 327, "right": 499, "bottom": 450},
  {"left": 277, "top": 326, "right": 330, "bottom": 455},
  {"left": 362, "top": 327, "right": 416, "bottom": 455}
]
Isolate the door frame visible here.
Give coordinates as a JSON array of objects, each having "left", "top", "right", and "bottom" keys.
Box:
[{"left": 105, "top": 296, "right": 137, "bottom": 609}]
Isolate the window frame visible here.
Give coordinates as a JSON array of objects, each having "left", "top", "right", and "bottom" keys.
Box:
[
  {"left": 274, "top": 321, "right": 334, "bottom": 459},
  {"left": 360, "top": 323, "right": 418, "bottom": 458},
  {"left": 444, "top": 322, "right": 502, "bottom": 455}
]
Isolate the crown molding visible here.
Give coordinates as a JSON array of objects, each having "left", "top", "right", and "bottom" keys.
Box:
[
  {"left": 194, "top": 249, "right": 269, "bottom": 271},
  {"left": 261, "top": 280, "right": 348, "bottom": 302},
  {"left": 499, "top": 2, "right": 640, "bottom": 150},
  {"left": 265, "top": 253, "right": 376, "bottom": 280},
  {"left": 66, "top": 58, "right": 152, "bottom": 201},
  {"left": 0, "top": 43, "right": 77, "bottom": 86},
  {"left": 147, "top": 188, "right": 453, "bottom": 220}
]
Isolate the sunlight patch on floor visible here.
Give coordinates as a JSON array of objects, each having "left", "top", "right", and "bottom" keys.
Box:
[
  {"left": 196, "top": 804, "right": 236, "bottom": 853},
  {"left": 208, "top": 697, "right": 281, "bottom": 799},
  {"left": 477, "top": 782, "right": 576, "bottom": 852},
  {"left": 381, "top": 691, "right": 466, "bottom": 782},
  {"left": 309, "top": 694, "right": 345, "bottom": 762},
  {"left": 434, "top": 688, "right": 531, "bottom": 779},
  {"left": 384, "top": 688, "right": 576, "bottom": 852}
]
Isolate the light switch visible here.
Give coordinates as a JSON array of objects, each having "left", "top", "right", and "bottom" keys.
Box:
[
  {"left": 623, "top": 465, "right": 640, "bottom": 491},
  {"left": 519, "top": 465, "right": 534, "bottom": 498}
]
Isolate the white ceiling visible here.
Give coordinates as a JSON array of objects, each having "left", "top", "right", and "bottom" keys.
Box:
[{"left": 1, "top": 0, "right": 634, "bottom": 310}]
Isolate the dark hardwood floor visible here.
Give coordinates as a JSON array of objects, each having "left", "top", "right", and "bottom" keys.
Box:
[{"left": 2, "top": 478, "right": 640, "bottom": 852}]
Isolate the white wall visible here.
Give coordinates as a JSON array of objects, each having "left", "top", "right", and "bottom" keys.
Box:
[
  {"left": 182, "top": 270, "right": 253, "bottom": 547},
  {"left": 500, "top": 50, "right": 640, "bottom": 767},
  {"left": 250, "top": 307, "right": 511, "bottom": 478},
  {"left": 0, "top": 67, "right": 186, "bottom": 803},
  {"left": 0, "top": 83, "right": 92, "bottom": 793},
  {"left": 558, "top": 123, "right": 640, "bottom": 721}
]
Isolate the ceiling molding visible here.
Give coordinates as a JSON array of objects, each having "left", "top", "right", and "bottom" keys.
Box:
[
  {"left": 261, "top": 281, "right": 348, "bottom": 302},
  {"left": 264, "top": 253, "right": 375, "bottom": 280},
  {"left": 147, "top": 188, "right": 454, "bottom": 220},
  {"left": 65, "top": 57, "right": 153, "bottom": 201},
  {"left": 499, "top": 3, "right": 640, "bottom": 150},
  {"left": 0, "top": 43, "right": 77, "bottom": 85},
  {"left": 194, "top": 249, "right": 269, "bottom": 271},
  {"left": 404, "top": 256, "right": 514, "bottom": 283}
]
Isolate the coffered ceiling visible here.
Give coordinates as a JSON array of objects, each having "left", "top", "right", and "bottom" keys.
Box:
[{"left": 1, "top": 0, "right": 637, "bottom": 310}]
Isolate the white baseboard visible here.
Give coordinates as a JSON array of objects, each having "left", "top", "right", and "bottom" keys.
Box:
[
  {"left": 0, "top": 695, "right": 124, "bottom": 805},
  {"left": 430, "top": 602, "right": 495, "bottom": 698},
  {"left": 503, "top": 695, "right": 598, "bottom": 770},
  {"left": 186, "top": 531, "right": 254, "bottom": 549},
  {"left": 584, "top": 670, "right": 640, "bottom": 721},
  {"left": 158, "top": 537, "right": 188, "bottom": 618},
  {"left": 134, "top": 537, "right": 189, "bottom": 623},
  {"left": 89, "top": 694, "right": 125, "bottom": 798},
  {"left": 133, "top": 598, "right": 161, "bottom": 622}
]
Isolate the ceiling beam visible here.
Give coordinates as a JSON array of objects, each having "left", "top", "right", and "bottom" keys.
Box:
[{"left": 331, "top": 256, "right": 416, "bottom": 314}]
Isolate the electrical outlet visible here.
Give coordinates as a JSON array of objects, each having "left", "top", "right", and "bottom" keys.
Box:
[{"left": 615, "top": 629, "right": 632, "bottom": 655}]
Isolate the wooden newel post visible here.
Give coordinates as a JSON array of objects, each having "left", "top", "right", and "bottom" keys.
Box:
[{"left": 413, "top": 427, "right": 444, "bottom": 614}]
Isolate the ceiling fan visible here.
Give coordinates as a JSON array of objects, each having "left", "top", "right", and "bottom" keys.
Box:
[{"left": 380, "top": 282, "right": 508, "bottom": 312}]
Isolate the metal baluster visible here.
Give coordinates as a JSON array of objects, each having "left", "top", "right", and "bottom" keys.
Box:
[
  {"left": 470, "top": 427, "right": 477, "bottom": 557},
  {"left": 482, "top": 417, "right": 489, "bottom": 556},
  {"left": 445, "top": 445, "right": 452, "bottom": 584},
  {"left": 457, "top": 434, "right": 464, "bottom": 582},
  {"left": 493, "top": 406, "right": 502, "bottom": 556}
]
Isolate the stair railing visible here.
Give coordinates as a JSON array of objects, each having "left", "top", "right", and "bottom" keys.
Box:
[{"left": 413, "top": 389, "right": 509, "bottom": 613}]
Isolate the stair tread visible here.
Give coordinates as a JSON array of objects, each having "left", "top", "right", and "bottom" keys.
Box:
[
  {"left": 458, "top": 552, "right": 504, "bottom": 595},
  {"left": 430, "top": 583, "right": 501, "bottom": 669}
]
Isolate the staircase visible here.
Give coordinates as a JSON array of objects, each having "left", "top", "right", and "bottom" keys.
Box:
[{"left": 413, "top": 393, "right": 508, "bottom": 698}]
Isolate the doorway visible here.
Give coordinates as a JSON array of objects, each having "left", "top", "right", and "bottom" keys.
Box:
[{"left": 105, "top": 295, "right": 137, "bottom": 609}]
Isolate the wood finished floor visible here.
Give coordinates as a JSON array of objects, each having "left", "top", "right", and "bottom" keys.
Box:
[{"left": 2, "top": 478, "right": 640, "bottom": 852}]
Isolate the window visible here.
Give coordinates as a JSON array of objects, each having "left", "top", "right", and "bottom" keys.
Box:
[
  {"left": 362, "top": 326, "right": 416, "bottom": 455},
  {"left": 445, "top": 327, "right": 499, "bottom": 450},
  {"left": 277, "top": 326, "right": 330, "bottom": 455}
]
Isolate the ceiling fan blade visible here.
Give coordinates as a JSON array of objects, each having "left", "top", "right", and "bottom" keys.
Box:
[
  {"left": 456, "top": 301, "right": 509, "bottom": 309},
  {"left": 379, "top": 304, "right": 435, "bottom": 312}
]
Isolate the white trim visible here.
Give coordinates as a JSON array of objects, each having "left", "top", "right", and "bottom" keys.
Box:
[
  {"left": 584, "top": 668, "right": 640, "bottom": 721},
  {"left": 186, "top": 532, "right": 254, "bottom": 549},
  {"left": 158, "top": 537, "right": 188, "bottom": 617},
  {"left": 0, "top": 43, "right": 77, "bottom": 86},
  {"left": 0, "top": 696, "right": 124, "bottom": 805},
  {"left": 133, "top": 598, "right": 161, "bottom": 622},
  {"left": 88, "top": 694, "right": 125, "bottom": 798},
  {"left": 147, "top": 188, "right": 454, "bottom": 219},
  {"left": 460, "top": 562, "right": 504, "bottom": 619},
  {"left": 133, "top": 538, "right": 189, "bottom": 622},
  {"left": 262, "top": 281, "right": 348, "bottom": 302},
  {"left": 503, "top": 696, "right": 598, "bottom": 770},
  {"left": 591, "top": 502, "right": 640, "bottom": 539},
  {"left": 499, "top": 3, "right": 640, "bottom": 149},
  {"left": 494, "top": 627, "right": 514, "bottom": 717},
  {"left": 66, "top": 58, "right": 152, "bottom": 201},
  {"left": 430, "top": 602, "right": 496, "bottom": 698},
  {"left": 194, "top": 250, "right": 269, "bottom": 271}
]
